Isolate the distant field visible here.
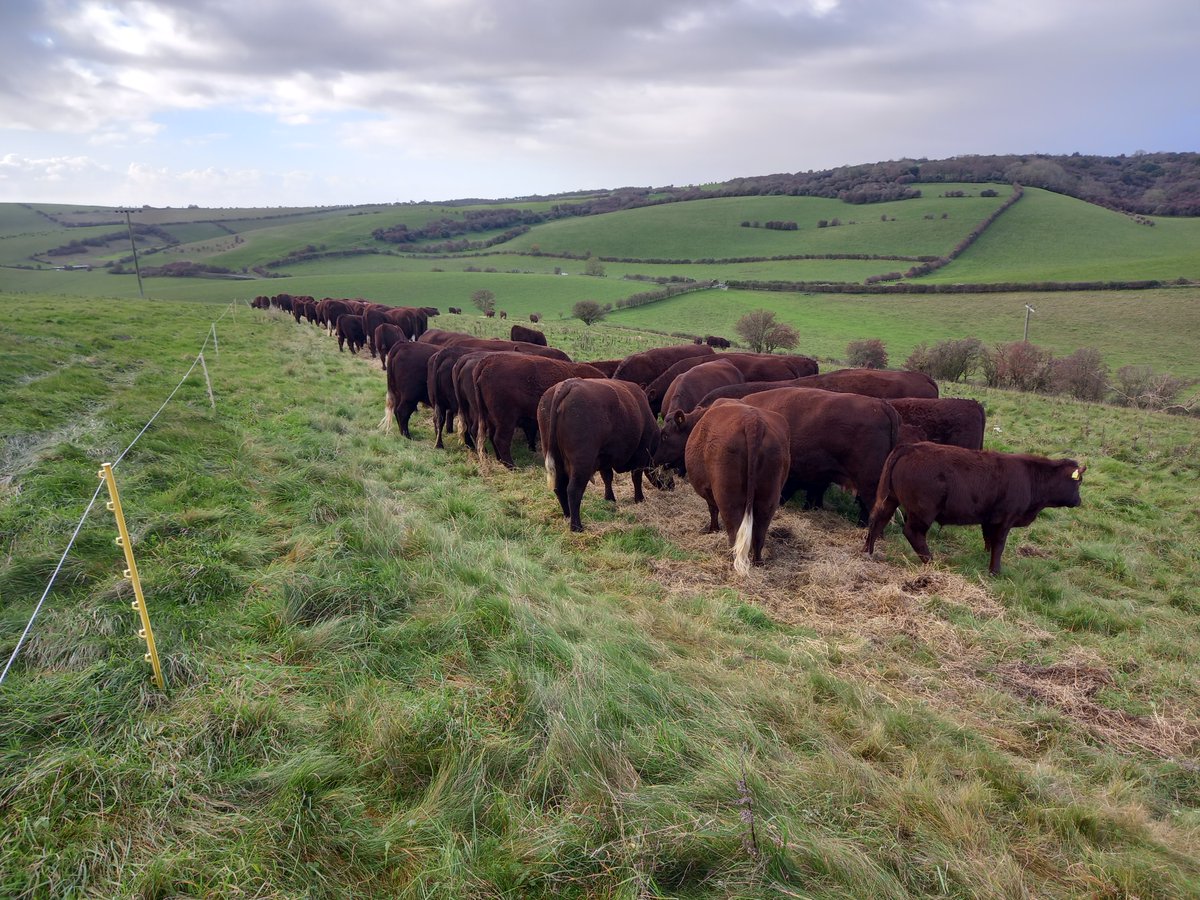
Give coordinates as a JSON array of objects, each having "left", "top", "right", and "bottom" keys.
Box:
[
  {"left": 927, "top": 188, "right": 1200, "bottom": 283},
  {"left": 502, "top": 185, "right": 1012, "bottom": 260},
  {"left": 609, "top": 285, "right": 1200, "bottom": 377}
]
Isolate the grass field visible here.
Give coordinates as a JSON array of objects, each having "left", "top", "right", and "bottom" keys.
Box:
[
  {"left": 925, "top": 188, "right": 1200, "bottom": 284},
  {"left": 608, "top": 285, "right": 1200, "bottom": 378},
  {"left": 1, "top": 291, "right": 1198, "bottom": 897}
]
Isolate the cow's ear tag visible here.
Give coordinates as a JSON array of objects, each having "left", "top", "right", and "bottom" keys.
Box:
[
  {"left": 675, "top": 411, "right": 686, "bottom": 427},
  {"left": 1071, "top": 468, "right": 1081, "bottom": 481}
]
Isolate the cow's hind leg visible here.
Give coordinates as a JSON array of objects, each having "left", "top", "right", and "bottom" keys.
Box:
[
  {"left": 567, "top": 471, "right": 590, "bottom": 532},
  {"left": 864, "top": 495, "right": 900, "bottom": 555},
  {"left": 599, "top": 468, "right": 616, "bottom": 502},
  {"left": 901, "top": 515, "right": 934, "bottom": 564},
  {"left": 982, "top": 523, "right": 1011, "bottom": 576}
]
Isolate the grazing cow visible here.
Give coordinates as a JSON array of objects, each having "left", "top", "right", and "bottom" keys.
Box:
[
  {"left": 888, "top": 398, "right": 985, "bottom": 450},
  {"left": 529, "top": 314, "right": 541, "bottom": 323},
  {"left": 611, "top": 344, "right": 715, "bottom": 388},
  {"left": 538, "top": 378, "right": 659, "bottom": 532},
  {"left": 428, "top": 345, "right": 507, "bottom": 449},
  {"left": 864, "top": 443, "right": 1085, "bottom": 574},
  {"left": 660, "top": 360, "right": 745, "bottom": 418},
  {"left": 499, "top": 310, "right": 507, "bottom": 319},
  {"left": 336, "top": 314, "right": 368, "bottom": 354},
  {"left": 657, "top": 387, "right": 899, "bottom": 525},
  {"left": 485, "top": 310, "right": 495, "bottom": 318},
  {"left": 510, "top": 324, "right": 547, "bottom": 346},
  {"left": 699, "top": 367, "right": 938, "bottom": 408},
  {"left": 681, "top": 399, "right": 790, "bottom": 575},
  {"left": 583, "top": 358, "right": 623, "bottom": 377},
  {"left": 374, "top": 323, "right": 411, "bottom": 370},
  {"left": 472, "top": 355, "right": 606, "bottom": 467},
  {"left": 705, "top": 335, "right": 732, "bottom": 349},
  {"left": 381, "top": 342, "right": 441, "bottom": 437},
  {"left": 646, "top": 353, "right": 819, "bottom": 416},
  {"left": 448, "top": 307, "right": 462, "bottom": 315}
]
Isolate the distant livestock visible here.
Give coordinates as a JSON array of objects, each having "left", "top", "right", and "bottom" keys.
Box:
[
  {"left": 864, "top": 443, "right": 1085, "bottom": 574},
  {"left": 705, "top": 335, "right": 732, "bottom": 349}
]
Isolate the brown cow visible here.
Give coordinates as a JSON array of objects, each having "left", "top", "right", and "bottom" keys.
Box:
[
  {"left": 611, "top": 344, "right": 714, "bottom": 388},
  {"left": 380, "top": 342, "right": 440, "bottom": 438},
  {"left": 472, "top": 355, "right": 606, "bottom": 467},
  {"left": 681, "top": 399, "right": 790, "bottom": 575},
  {"left": 699, "top": 367, "right": 938, "bottom": 407},
  {"left": 705, "top": 335, "right": 732, "bottom": 349},
  {"left": 656, "top": 387, "right": 900, "bottom": 525},
  {"left": 529, "top": 313, "right": 541, "bottom": 323},
  {"left": 336, "top": 314, "right": 368, "bottom": 354},
  {"left": 373, "top": 323, "right": 409, "bottom": 369},
  {"left": 538, "top": 378, "right": 659, "bottom": 532},
  {"left": 646, "top": 353, "right": 818, "bottom": 416},
  {"left": 582, "top": 358, "right": 623, "bottom": 377},
  {"left": 660, "top": 360, "right": 745, "bottom": 418},
  {"left": 510, "top": 324, "right": 547, "bottom": 346},
  {"left": 888, "top": 398, "right": 985, "bottom": 450},
  {"left": 864, "top": 443, "right": 1085, "bottom": 574}
]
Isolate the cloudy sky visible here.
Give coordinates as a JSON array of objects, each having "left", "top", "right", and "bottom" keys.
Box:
[{"left": 1, "top": 0, "right": 1196, "bottom": 207}]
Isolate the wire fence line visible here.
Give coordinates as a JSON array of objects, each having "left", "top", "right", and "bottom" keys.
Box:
[{"left": 0, "top": 300, "right": 240, "bottom": 688}]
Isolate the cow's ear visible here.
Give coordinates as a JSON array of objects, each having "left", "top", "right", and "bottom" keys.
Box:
[
  {"left": 1070, "top": 465, "right": 1083, "bottom": 481},
  {"left": 674, "top": 410, "right": 686, "bottom": 427}
]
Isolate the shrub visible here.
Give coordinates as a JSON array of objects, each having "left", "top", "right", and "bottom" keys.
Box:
[
  {"left": 982, "top": 341, "right": 1054, "bottom": 392},
  {"left": 846, "top": 338, "right": 888, "bottom": 369},
  {"left": 735, "top": 310, "right": 799, "bottom": 354},
  {"left": 471, "top": 289, "right": 495, "bottom": 314},
  {"left": 904, "top": 337, "right": 983, "bottom": 382},
  {"left": 572, "top": 300, "right": 608, "bottom": 326},
  {"left": 1050, "top": 348, "right": 1110, "bottom": 401},
  {"left": 1111, "top": 365, "right": 1197, "bottom": 410}
]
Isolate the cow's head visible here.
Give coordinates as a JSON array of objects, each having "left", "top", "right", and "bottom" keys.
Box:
[
  {"left": 651, "top": 408, "right": 704, "bottom": 476},
  {"left": 1054, "top": 459, "right": 1086, "bottom": 506}
]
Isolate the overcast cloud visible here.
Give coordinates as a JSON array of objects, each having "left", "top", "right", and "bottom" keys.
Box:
[{"left": 1, "top": 0, "right": 1196, "bottom": 206}]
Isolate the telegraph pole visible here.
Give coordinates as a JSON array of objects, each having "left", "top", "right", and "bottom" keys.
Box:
[
  {"left": 1023, "top": 304, "right": 1036, "bottom": 342},
  {"left": 114, "top": 208, "right": 144, "bottom": 297}
]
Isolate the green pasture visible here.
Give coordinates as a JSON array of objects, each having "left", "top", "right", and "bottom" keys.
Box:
[
  {"left": 608, "top": 285, "right": 1200, "bottom": 377},
  {"left": 501, "top": 186, "right": 1012, "bottom": 260},
  {"left": 1, "top": 292, "right": 1198, "bottom": 897},
  {"left": 927, "top": 188, "right": 1200, "bottom": 283}
]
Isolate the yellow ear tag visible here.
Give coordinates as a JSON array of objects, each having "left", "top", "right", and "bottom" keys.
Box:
[{"left": 1071, "top": 468, "right": 1081, "bottom": 481}]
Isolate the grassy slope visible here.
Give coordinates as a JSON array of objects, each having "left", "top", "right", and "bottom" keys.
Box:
[
  {"left": 1, "top": 293, "right": 1198, "bottom": 897},
  {"left": 925, "top": 188, "right": 1200, "bottom": 283},
  {"left": 501, "top": 187, "right": 1011, "bottom": 260}
]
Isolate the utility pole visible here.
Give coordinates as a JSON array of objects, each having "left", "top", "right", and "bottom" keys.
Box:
[
  {"left": 114, "top": 208, "right": 144, "bottom": 298},
  {"left": 1023, "top": 304, "right": 1036, "bottom": 342}
]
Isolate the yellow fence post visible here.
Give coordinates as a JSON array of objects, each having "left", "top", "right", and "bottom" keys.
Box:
[{"left": 98, "top": 463, "right": 166, "bottom": 691}]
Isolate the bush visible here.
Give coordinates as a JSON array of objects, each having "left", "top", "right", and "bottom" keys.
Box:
[
  {"left": 903, "top": 337, "right": 983, "bottom": 382},
  {"left": 735, "top": 310, "right": 799, "bottom": 354},
  {"left": 982, "top": 341, "right": 1054, "bottom": 392},
  {"left": 846, "top": 338, "right": 888, "bottom": 369},
  {"left": 572, "top": 300, "right": 608, "bottom": 326},
  {"left": 1050, "top": 348, "right": 1109, "bottom": 401},
  {"left": 1111, "top": 365, "right": 1197, "bottom": 410}
]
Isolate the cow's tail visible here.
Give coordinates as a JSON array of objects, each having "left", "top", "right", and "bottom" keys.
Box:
[
  {"left": 732, "top": 415, "right": 763, "bottom": 577},
  {"left": 473, "top": 367, "right": 489, "bottom": 464},
  {"left": 543, "top": 382, "right": 567, "bottom": 490},
  {"left": 380, "top": 388, "right": 395, "bottom": 433}
]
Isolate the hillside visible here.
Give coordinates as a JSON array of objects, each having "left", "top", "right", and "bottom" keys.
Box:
[{"left": 1, "top": 293, "right": 1198, "bottom": 896}]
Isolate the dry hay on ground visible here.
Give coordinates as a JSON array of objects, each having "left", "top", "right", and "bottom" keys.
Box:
[{"left": 599, "top": 474, "right": 1198, "bottom": 761}]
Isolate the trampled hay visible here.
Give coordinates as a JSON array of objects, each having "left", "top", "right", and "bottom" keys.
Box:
[{"left": 601, "top": 473, "right": 1199, "bottom": 761}]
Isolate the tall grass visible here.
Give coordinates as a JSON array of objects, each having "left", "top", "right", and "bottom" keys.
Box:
[{"left": 1, "top": 294, "right": 1197, "bottom": 896}]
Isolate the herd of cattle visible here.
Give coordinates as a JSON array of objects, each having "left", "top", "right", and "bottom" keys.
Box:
[{"left": 255, "top": 294, "right": 1085, "bottom": 576}]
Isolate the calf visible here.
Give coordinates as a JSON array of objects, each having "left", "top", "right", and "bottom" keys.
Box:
[
  {"left": 864, "top": 443, "right": 1085, "bottom": 574},
  {"left": 683, "top": 400, "right": 790, "bottom": 575},
  {"left": 539, "top": 378, "right": 659, "bottom": 532}
]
